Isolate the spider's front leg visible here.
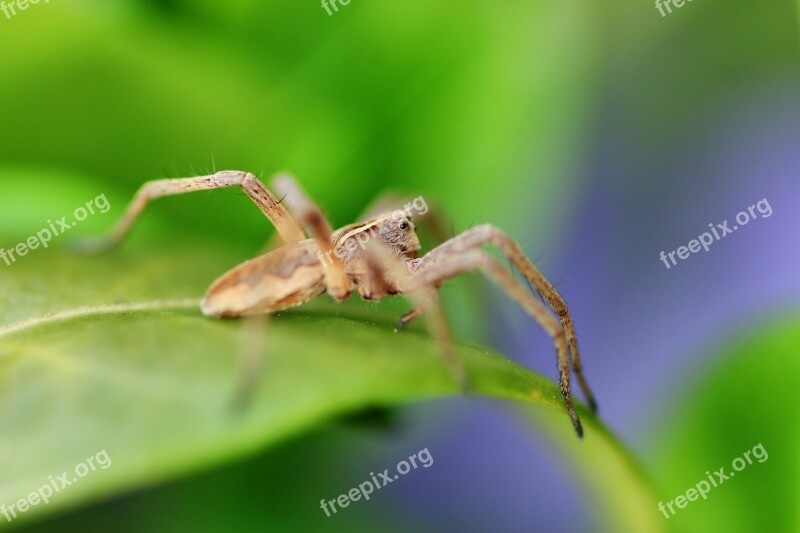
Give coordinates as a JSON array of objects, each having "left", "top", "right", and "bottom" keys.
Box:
[
  {"left": 361, "top": 241, "right": 468, "bottom": 389},
  {"left": 421, "top": 224, "right": 598, "bottom": 414},
  {"left": 415, "top": 251, "right": 583, "bottom": 436},
  {"left": 414, "top": 225, "right": 594, "bottom": 436}
]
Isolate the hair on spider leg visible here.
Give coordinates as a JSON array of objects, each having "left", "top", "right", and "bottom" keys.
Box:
[
  {"left": 501, "top": 251, "right": 548, "bottom": 306},
  {"left": 516, "top": 245, "right": 548, "bottom": 302},
  {"left": 507, "top": 256, "right": 548, "bottom": 307}
]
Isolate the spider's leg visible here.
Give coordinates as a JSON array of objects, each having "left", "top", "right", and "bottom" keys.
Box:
[
  {"left": 270, "top": 174, "right": 349, "bottom": 300},
  {"left": 421, "top": 224, "right": 597, "bottom": 414},
  {"left": 397, "top": 306, "right": 426, "bottom": 328},
  {"left": 75, "top": 171, "right": 305, "bottom": 252},
  {"left": 414, "top": 248, "right": 583, "bottom": 438},
  {"left": 271, "top": 174, "right": 334, "bottom": 235},
  {"left": 261, "top": 173, "right": 330, "bottom": 253},
  {"left": 232, "top": 315, "right": 270, "bottom": 411},
  {"left": 362, "top": 240, "right": 468, "bottom": 389}
]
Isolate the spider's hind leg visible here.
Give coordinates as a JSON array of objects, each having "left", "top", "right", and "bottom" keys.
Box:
[{"left": 75, "top": 171, "right": 305, "bottom": 252}]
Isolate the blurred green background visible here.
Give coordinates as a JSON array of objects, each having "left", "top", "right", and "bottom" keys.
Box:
[{"left": 0, "top": 0, "right": 798, "bottom": 531}]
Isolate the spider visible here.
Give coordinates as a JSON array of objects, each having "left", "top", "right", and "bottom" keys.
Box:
[{"left": 79, "top": 170, "right": 597, "bottom": 437}]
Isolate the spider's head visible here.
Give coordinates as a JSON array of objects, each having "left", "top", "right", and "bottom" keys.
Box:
[
  {"left": 330, "top": 211, "right": 421, "bottom": 263},
  {"left": 373, "top": 212, "right": 421, "bottom": 259}
]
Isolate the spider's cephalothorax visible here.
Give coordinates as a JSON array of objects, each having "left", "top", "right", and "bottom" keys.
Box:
[{"left": 81, "top": 171, "right": 596, "bottom": 437}]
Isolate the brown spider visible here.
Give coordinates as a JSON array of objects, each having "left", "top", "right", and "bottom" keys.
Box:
[{"left": 79, "top": 170, "right": 597, "bottom": 437}]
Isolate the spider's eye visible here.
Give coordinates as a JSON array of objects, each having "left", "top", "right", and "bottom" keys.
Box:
[{"left": 399, "top": 221, "right": 409, "bottom": 231}]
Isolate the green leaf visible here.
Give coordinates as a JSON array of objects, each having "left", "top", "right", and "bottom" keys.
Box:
[
  {"left": 0, "top": 248, "right": 659, "bottom": 531},
  {"left": 650, "top": 318, "right": 800, "bottom": 532}
]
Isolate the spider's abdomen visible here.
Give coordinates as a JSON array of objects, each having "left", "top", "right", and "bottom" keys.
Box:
[{"left": 201, "top": 240, "right": 326, "bottom": 318}]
